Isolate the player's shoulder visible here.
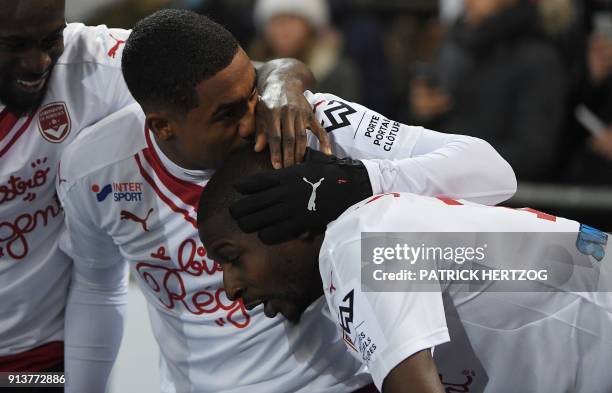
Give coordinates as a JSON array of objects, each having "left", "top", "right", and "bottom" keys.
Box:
[
  {"left": 325, "top": 193, "right": 433, "bottom": 246},
  {"left": 59, "top": 103, "right": 145, "bottom": 186},
  {"left": 58, "top": 23, "right": 130, "bottom": 69}
]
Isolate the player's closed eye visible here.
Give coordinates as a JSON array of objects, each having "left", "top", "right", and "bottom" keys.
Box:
[{"left": 41, "top": 34, "right": 63, "bottom": 50}]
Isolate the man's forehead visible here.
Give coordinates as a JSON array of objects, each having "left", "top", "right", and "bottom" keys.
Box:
[
  {"left": 0, "top": 0, "right": 65, "bottom": 37},
  {"left": 199, "top": 215, "right": 235, "bottom": 244},
  {"left": 196, "top": 50, "right": 256, "bottom": 109}
]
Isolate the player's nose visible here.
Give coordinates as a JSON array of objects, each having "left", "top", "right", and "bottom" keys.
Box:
[
  {"left": 237, "top": 104, "right": 256, "bottom": 139},
  {"left": 222, "top": 266, "right": 244, "bottom": 301},
  {"left": 20, "top": 47, "right": 52, "bottom": 75}
]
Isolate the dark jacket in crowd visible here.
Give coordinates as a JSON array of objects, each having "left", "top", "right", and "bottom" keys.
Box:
[{"left": 435, "top": 1, "right": 567, "bottom": 181}]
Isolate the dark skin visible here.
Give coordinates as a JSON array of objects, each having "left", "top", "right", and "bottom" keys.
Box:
[
  {"left": 199, "top": 215, "right": 445, "bottom": 393},
  {"left": 147, "top": 49, "right": 331, "bottom": 170},
  {"left": 0, "top": 0, "right": 66, "bottom": 116},
  {"left": 0, "top": 0, "right": 328, "bottom": 167}
]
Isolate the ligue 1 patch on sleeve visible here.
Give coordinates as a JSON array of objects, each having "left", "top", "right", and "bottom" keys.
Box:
[
  {"left": 336, "top": 279, "right": 387, "bottom": 366},
  {"left": 576, "top": 223, "right": 608, "bottom": 262}
]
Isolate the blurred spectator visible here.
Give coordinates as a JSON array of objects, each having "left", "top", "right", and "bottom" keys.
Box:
[
  {"left": 567, "top": 15, "right": 612, "bottom": 184},
  {"left": 85, "top": 0, "right": 177, "bottom": 28},
  {"left": 409, "top": 0, "right": 567, "bottom": 181},
  {"left": 251, "top": 0, "right": 363, "bottom": 102},
  {"left": 387, "top": 7, "right": 447, "bottom": 123},
  {"left": 329, "top": 0, "right": 394, "bottom": 115}
]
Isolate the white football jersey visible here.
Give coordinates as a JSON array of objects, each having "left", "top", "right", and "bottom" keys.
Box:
[
  {"left": 320, "top": 192, "right": 612, "bottom": 392},
  {"left": 0, "top": 23, "right": 132, "bottom": 358},
  {"left": 58, "top": 91, "right": 516, "bottom": 392}
]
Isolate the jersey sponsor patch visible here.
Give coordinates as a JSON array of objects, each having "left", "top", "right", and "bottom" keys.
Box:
[
  {"left": 37, "top": 102, "right": 71, "bottom": 143},
  {"left": 321, "top": 100, "right": 357, "bottom": 133},
  {"left": 91, "top": 182, "right": 143, "bottom": 202},
  {"left": 335, "top": 279, "right": 387, "bottom": 367},
  {"left": 360, "top": 114, "right": 400, "bottom": 152}
]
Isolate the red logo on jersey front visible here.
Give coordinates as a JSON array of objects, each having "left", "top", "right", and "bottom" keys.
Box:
[{"left": 37, "top": 102, "right": 71, "bottom": 143}]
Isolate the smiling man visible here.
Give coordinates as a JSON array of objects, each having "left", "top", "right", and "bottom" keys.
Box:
[
  {"left": 0, "top": 1, "right": 133, "bottom": 387},
  {"left": 198, "top": 146, "right": 612, "bottom": 393},
  {"left": 0, "top": 0, "right": 340, "bottom": 390}
]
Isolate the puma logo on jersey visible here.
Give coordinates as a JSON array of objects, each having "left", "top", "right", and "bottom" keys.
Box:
[
  {"left": 108, "top": 33, "right": 126, "bottom": 58},
  {"left": 303, "top": 177, "right": 324, "bottom": 211},
  {"left": 120, "top": 208, "right": 154, "bottom": 232}
]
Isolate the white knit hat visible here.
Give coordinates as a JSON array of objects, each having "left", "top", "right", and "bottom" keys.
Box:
[{"left": 254, "top": 0, "right": 330, "bottom": 31}]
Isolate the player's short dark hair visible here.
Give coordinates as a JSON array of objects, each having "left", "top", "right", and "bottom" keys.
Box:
[
  {"left": 197, "top": 144, "right": 271, "bottom": 230},
  {"left": 121, "top": 9, "right": 239, "bottom": 115}
]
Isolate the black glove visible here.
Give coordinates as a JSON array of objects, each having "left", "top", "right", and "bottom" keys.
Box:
[{"left": 230, "top": 149, "right": 373, "bottom": 244}]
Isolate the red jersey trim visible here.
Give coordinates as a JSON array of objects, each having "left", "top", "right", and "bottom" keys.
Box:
[
  {"left": 0, "top": 341, "right": 63, "bottom": 372},
  {"left": 0, "top": 112, "right": 34, "bottom": 158},
  {"left": 135, "top": 153, "right": 198, "bottom": 229},
  {"left": 0, "top": 108, "right": 18, "bottom": 142},
  {"left": 143, "top": 126, "right": 202, "bottom": 212}
]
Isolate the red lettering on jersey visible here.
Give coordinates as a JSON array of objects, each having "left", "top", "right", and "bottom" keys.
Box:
[
  {"left": 107, "top": 33, "right": 126, "bottom": 58},
  {"left": 135, "top": 239, "right": 249, "bottom": 328},
  {"left": 437, "top": 197, "right": 463, "bottom": 206},
  {"left": 0, "top": 195, "right": 62, "bottom": 259},
  {"left": 151, "top": 246, "right": 171, "bottom": 261},
  {"left": 0, "top": 158, "right": 50, "bottom": 205}
]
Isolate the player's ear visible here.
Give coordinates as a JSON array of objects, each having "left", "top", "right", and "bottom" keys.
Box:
[{"left": 146, "top": 113, "right": 174, "bottom": 141}]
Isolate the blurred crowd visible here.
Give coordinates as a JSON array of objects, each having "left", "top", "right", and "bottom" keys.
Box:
[{"left": 72, "top": 0, "right": 612, "bottom": 188}]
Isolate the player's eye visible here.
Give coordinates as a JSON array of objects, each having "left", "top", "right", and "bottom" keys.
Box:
[
  {"left": 214, "top": 246, "right": 242, "bottom": 265},
  {"left": 41, "top": 34, "right": 62, "bottom": 50},
  {"left": 0, "top": 39, "right": 27, "bottom": 51},
  {"left": 225, "top": 254, "right": 241, "bottom": 265}
]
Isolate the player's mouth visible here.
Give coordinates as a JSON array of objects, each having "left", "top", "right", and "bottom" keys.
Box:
[
  {"left": 243, "top": 298, "right": 280, "bottom": 318},
  {"left": 243, "top": 299, "right": 264, "bottom": 311},
  {"left": 15, "top": 72, "right": 49, "bottom": 94}
]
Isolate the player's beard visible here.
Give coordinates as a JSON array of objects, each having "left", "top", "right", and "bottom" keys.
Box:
[
  {"left": 0, "top": 68, "right": 51, "bottom": 117},
  {"left": 280, "top": 265, "right": 324, "bottom": 323}
]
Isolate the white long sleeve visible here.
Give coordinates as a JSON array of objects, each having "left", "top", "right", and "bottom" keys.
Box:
[
  {"left": 360, "top": 130, "right": 516, "bottom": 205},
  {"left": 64, "top": 259, "right": 128, "bottom": 393},
  {"left": 306, "top": 91, "right": 517, "bottom": 205},
  {"left": 58, "top": 179, "right": 129, "bottom": 393}
]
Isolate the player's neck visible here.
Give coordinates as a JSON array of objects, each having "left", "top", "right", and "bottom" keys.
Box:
[{"left": 150, "top": 133, "right": 214, "bottom": 182}]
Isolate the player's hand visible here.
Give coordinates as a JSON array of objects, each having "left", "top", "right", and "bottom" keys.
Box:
[
  {"left": 229, "top": 149, "right": 373, "bottom": 244},
  {"left": 254, "top": 85, "right": 332, "bottom": 169}
]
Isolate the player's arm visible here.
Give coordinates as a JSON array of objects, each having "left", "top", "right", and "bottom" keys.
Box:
[
  {"left": 320, "top": 236, "right": 450, "bottom": 393},
  {"left": 305, "top": 92, "right": 517, "bottom": 205},
  {"left": 57, "top": 179, "right": 128, "bottom": 393},
  {"left": 382, "top": 350, "right": 444, "bottom": 393},
  {"left": 229, "top": 92, "right": 516, "bottom": 244},
  {"left": 252, "top": 59, "right": 332, "bottom": 169}
]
